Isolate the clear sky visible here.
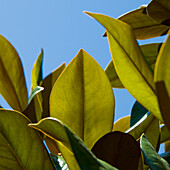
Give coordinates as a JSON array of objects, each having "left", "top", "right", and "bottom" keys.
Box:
[{"left": 0, "top": 0, "right": 165, "bottom": 152}]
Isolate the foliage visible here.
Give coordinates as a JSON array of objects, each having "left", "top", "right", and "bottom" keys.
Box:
[{"left": 0, "top": 0, "right": 170, "bottom": 169}]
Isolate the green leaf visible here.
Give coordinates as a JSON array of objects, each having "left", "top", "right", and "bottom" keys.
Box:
[
  {"left": 160, "top": 152, "right": 170, "bottom": 164},
  {"left": 147, "top": 0, "right": 170, "bottom": 26},
  {"left": 85, "top": 12, "right": 162, "bottom": 122},
  {"left": 50, "top": 154, "right": 68, "bottom": 170},
  {"left": 160, "top": 125, "right": 170, "bottom": 143},
  {"left": 103, "top": 7, "right": 169, "bottom": 39},
  {"left": 22, "top": 86, "right": 44, "bottom": 122},
  {"left": 91, "top": 131, "right": 141, "bottom": 170},
  {"left": 50, "top": 49, "right": 115, "bottom": 149},
  {"left": 140, "top": 134, "right": 170, "bottom": 170},
  {"left": 29, "top": 118, "right": 118, "bottom": 170},
  {"left": 130, "top": 101, "right": 148, "bottom": 127},
  {"left": 113, "top": 116, "right": 130, "bottom": 132},
  {"left": 128, "top": 113, "right": 160, "bottom": 150},
  {"left": 31, "top": 49, "right": 43, "bottom": 89},
  {"left": 0, "top": 35, "right": 28, "bottom": 111},
  {"left": 165, "top": 142, "right": 170, "bottom": 152},
  {"left": 105, "top": 43, "right": 161, "bottom": 88},
  {"left": 40, "top": 63, "right": 66, "bottom": 118},
  {"left": 0, "top": 109, "right": 54, "bottom": 169}
]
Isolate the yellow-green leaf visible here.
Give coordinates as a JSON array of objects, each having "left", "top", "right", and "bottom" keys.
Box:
[
  {"left": 105, "top": 43, "right": 161, "bottom": 88},
  {"left": 41, "top": 63, "right": 66, "bottom": 118},
  {"left": 31, "top": 49, "right": 43, "bottom": 89},
  {"left": 50, "top": 49, "right": 115, "bottom": 149},
  {"left": 113, "top": 116, "right": 130, "bottom": 132},
  {"left": 0, "top": 109, "right": 54, "bottom": 169},
  {"left": 103, "top": 7, "right": 169, "bottom": 40},
  {"left": 161, "top": 125, "right": 170, "bottom": 143},
  {"left": 0, "top": 35, "right": 28, "bottom": 111},
  {"left": 86, "top": 12, "right": 162, "bottom": 121}
]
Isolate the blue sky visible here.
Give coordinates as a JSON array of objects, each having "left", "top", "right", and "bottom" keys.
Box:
[{"left": 0, "top": 0, "right": 165, "bottom": 152}]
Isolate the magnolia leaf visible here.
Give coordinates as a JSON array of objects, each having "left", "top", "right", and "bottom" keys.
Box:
[
  {"left": 85, "top": 12, "right": 162, "bottom": 122},
  {"left": 128, "top": 113, "right": 160, "bottom": 150},
  {"left": 0, "top": 109, "right": 54, "bottom": 169},
  {"left": 50, "top": 49, "right": 115, "bottom": 149},
  {"left": 31, "top": 49, "right": 43, "bottom": 89},
  {"left": 103, "top": 7, "right": 169, "bottom": 39},
  {"left": 50, "top": 154, "right": 68, "bottom": 170},
  {"left": 40, "top": 63, "right": 66, "bottom": 118},
  {"left": 29, "top": 118, "right": 118, "bottom": 170},
  {"left": 0, "top": 35, "right": 28, "bottom": 111},
  {"left": 105, "top": 43, "right": 161, "bottom": 88},
  {"left": 160, "top": 126, "right": 170, "bottom": 143},
  {"left": 22, "top": 86, "right": 44, "bottom": 122},
  {"left": 130, "top": 101, "right": 148, "bottom": 127},
  {"left": 147, "top": 0, "right": 170, "bottom": 26},
  {"left": 140, "top": 134, "right": 170, "bottom": 170},
  {"left": 92, "top": 131, "right": 141, "bottom": 170},
  {"left": 113, "top": 116, "right": 130, "bottom": 132}
]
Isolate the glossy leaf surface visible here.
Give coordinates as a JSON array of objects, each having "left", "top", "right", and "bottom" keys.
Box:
[
  {"left": 50, "top": 49, "right": 115, "bottom": 149},
  {"left": 29, "top": 118, "right": 118, "bottom": 170},
  {"left": 140, "top": 134, "right": 170, "bottom": 170},
  {"left": 41, "top": 63, "right": 66, "bottom": 118},
  {"left": 105, "top": 43, "right": 161, "bottom": 88},
  {"left": 31, "top": 49, "right": 43, "bottom": 89},
  {"left": 86, "top": 12, "right": 162, "bottom": 121},
  {"left": 0, "top": 35, "right": 28, "bottom": 111},
  {"left": 92, "top": 131, "right": 141, "bottom": 170},
  {"left": 130, "top": 101, "right": 148, "bottom": 127},
  {"left": 147, "top": 0, "right": 170, "bottom": 26},
  {"left": 0, "top": 109, "right": 54, "bottom": 170}
]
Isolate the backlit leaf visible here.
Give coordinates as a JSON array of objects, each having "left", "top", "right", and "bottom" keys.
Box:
[
  {"left": 140, "top": 134, "right": 170, "bottom": 170},
  {"left": 31, "top": 49, "right": 43, "bottom": 89},
  {"left": 113, "top": 116, "right": 130, "bottom": 132},
  {"left": 86, "top": 12, "right": 162, "bottom": 121},
  {"left": 50, "top": 49, "right": 115, "bottom": 149},
  {"left": 29, "top": 118, "right": 118, "bottom": 170},
  {"left": 103, "top": 7, "right": 169, "bottom": 39},
  {"left": 105, "top": 43, "right": 161, "bottom": 88},
  {"left": 92, "top": 131, "right": 141, "bottom": 170},
  {"left": 0, "top": 35, "right": 28, "bottom": 111},
  {"left": 0, "top": 109, "right": 54, "bottom": 170}
]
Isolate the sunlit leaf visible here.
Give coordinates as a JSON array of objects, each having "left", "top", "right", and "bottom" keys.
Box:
[
  {"left": 140, "top": 134, "right": 170, "bottom": 170},
  {"left": 113, "top": 116, "right": 130, "bottom": 132},
  {"left": 50, "top": 49, "right": 115, "bottom": 149},
  {"left": 29, "top": 118, "right": 118, "bottom": 170},
  {"left": 105, "top": 43, "right": 161, "bottom": 88},
  {"left": 130, "top": 101, "right": 148, "bottom": 127},
  {"left": 86, "top": 12, "right": 162, "bottom": 122},
  {"left": 161, "top": 125, "right": 170, "bottom": 143},
  {"left": 103, "top": 7, "right": 169, "bottom": 39},
  {"left": 0, "top": 109, "right": 54, "bottom": 169},
  {"left": 31, "top": 49, "right": 43, "bottom": 89},
  {"left": 0, "top": 35, "right": 28, "bottom": 111},
  {"left": 147, "top": 0, "right": 170, "bottom": 26},
  {"left": 92, "top": 131, "right": 141, "bottom": 170},
  {"left": 41, "top": 63, "right": 66, "bottom": 118}
]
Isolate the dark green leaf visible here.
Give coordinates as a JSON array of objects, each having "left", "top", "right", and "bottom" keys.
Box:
[
  {"left": 140, "top": 134, "right": 170, "bottom": 170},
  {"left": 159, "top": 152, "right": 170, "bottom": 164},
  {"left": 91, "top": 131, "right": 141, "bottom": 170},
  {"left": 130, "top": 101, "right": 148, "bottom": 127}
]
